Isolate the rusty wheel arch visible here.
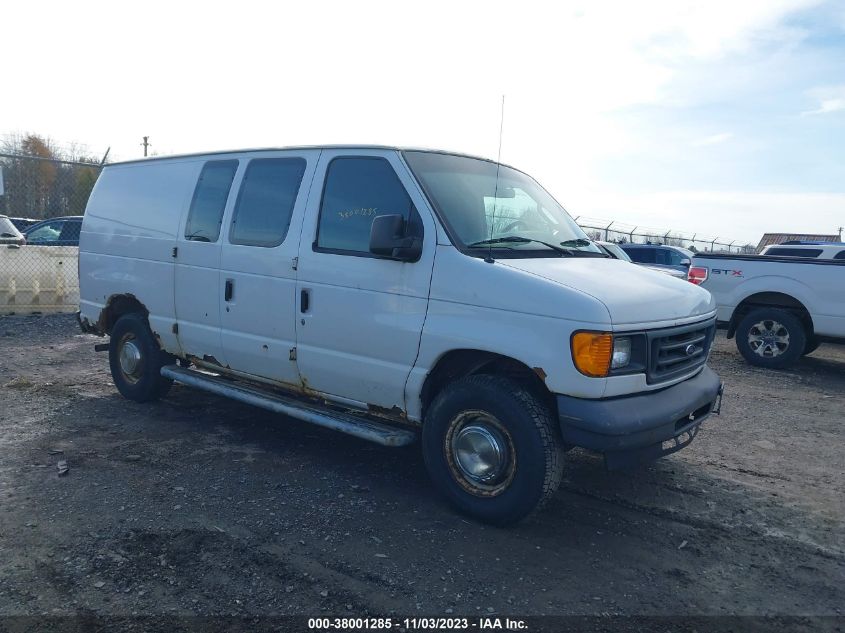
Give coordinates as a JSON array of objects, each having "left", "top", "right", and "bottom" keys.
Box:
[
  {"left": 96, "top": 293, "right": 149, "bottom": 335},
  {"left": 420, "top": 350, "right": 554, "bottom": 422}
]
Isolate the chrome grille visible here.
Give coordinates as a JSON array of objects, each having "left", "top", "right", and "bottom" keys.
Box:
[{"left": 647, "top": 321, "right": 715, "bottom": 384}]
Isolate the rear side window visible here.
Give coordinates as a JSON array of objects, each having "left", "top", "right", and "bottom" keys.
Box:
[
  {"left": 185, "top": 160, "right": 238, "bottom": 242},
  {"left": 765, "top": 247, "right": 823, "bottom": 258},
  {"left": 230, "top": 158, "right": 306, "bottom": 247},
  {"left": 316, "top": 157, "right": 420, "bottom": 255},
  {"left": 834, "top": 250, "right": 845, "bottom": 260},
  {"left": 626, "top": 248, "right": 656, "bottom": 264}
]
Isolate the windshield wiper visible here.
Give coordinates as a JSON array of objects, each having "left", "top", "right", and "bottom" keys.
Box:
[
  {"left": 467, "top": 235, "right": 574, "bottom": 255},
  {"left": 559, "top": 238, "right": 593, "bottom": 247}
]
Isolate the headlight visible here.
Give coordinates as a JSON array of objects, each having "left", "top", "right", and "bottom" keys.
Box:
[
  {"left": 572, "top": 332, "right": 633, "bottom": 377},
  {"left": 611, "top": 337, "right": 632, "bottom": 369}
]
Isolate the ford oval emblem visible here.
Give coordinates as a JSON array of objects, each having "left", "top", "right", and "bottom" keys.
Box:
[{"left": 685, "top": 344, "right": 698, "bottom": 356}]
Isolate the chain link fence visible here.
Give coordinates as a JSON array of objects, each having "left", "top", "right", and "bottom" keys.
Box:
[
  {"left": 0, "top": 152, "right": 102, "bottom": 314},
  {"left": 574, "top": 216, "right": 757, "bottom": 254},
  {"left": 0, "top": 150, "right": 758, "bottom": 314}
]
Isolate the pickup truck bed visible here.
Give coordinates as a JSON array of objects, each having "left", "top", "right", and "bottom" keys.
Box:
[{"left": 690, "top": 253, "right": 845, "bottom": 368}]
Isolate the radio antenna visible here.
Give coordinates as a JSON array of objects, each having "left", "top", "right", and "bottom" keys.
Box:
[{"left": 486, "top": 94, "right": 505, "bottom": 264}]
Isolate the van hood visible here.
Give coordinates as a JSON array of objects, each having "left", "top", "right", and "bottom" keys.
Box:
[{"left": 499, "top": 257, "right": 715, "bottom": 328}]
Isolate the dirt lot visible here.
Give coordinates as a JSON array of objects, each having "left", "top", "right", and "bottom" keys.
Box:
[{"left": 0, "top": 314, "right": 843, "bottom": 627}]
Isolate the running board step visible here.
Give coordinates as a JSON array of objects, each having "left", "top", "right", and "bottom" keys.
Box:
[{"left": 160, "top": 365, "right": 417, "bottom": 447}]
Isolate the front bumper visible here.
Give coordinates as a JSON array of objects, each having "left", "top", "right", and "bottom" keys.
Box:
[{"left": 556, "top": 366, "right": 723, "bottom": 470}]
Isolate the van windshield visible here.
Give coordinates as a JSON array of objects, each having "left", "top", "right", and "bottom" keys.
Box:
[{"left": 403, "top": 151, "right": 602, "bottom": 257}]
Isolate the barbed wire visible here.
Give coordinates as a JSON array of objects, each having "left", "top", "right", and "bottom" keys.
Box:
[{"left": 574, "top": 216, "right": 755, "bottom": 253}]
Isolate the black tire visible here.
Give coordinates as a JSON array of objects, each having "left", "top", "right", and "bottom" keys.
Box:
[
  {"left": 422, "top": 375, "right": 564, "bottom": 525},
  {"left": 803, "top": 337, "right": 821, "bottom": 356},
  {"left": 109, "top": 313, "right": 174, "bottom": 402},
  {"left": 735, "top": 307, "right": 807, "bottom": 369}
]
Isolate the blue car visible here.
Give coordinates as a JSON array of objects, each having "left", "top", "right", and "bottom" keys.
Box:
[
  {"left": 619, "top": 243, "right": 694, "bottom": 276},
  {"left": 23, "top": 216, "right": 83, "bottom": 246}
]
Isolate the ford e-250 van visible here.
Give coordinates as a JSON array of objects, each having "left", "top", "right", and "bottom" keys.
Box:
[{"left": 78, "top": 146, "right": 722, "bottom": 524}]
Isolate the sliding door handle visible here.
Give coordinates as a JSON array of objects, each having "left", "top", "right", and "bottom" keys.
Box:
[
  {"left": 300, "top": 289, "right": 310, "bottom": 313},
  {"left": 224, "top": 279, "right": 234, "bottom": 302}
]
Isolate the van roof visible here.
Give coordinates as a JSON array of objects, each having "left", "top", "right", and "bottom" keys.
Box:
[{"left": 108, "top": 146, "right": 508, "bottom": 168}]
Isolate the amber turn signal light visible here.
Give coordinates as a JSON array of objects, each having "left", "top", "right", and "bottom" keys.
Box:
[{"left": 571, "top": 332, "right": 613, "bottom": 377}]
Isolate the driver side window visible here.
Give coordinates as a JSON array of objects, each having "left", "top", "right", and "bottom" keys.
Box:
[
  {"left": 316, "top": 157, "right": 422, "bottom": 256},
  {"left": 27, "top": 222, "right": 63, "bottom": 242},
  {"left": 666, "top": 249, "right": 684, "bottom": 265}
]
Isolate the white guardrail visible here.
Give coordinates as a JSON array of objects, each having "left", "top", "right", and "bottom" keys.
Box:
[{"left": 0, "top": 245, "right": 80, "bottom": 314}]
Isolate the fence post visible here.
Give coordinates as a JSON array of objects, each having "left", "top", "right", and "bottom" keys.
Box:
[
  {"left": 629, "top": 227, "right": 637, "bottom": 243},
  {"left": 728, "top": 240, "right": 735, "bottom": 254},
  {"left": 711, "top": 237, "right": 718, "bottom": 252},
  {"left": 604, "top": 221, "right": 614, "bottom": 241}
]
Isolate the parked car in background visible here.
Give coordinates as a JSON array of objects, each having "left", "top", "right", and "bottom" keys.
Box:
[
  {"left": 760, "top": 242, "right": 845, "bottom": 260},
  {"left": 9, "top": 217, "right": 40, "bottom": 232},
  {"left": 689, "top": 252, "right": 845, "bottom": 368},
  {"left": 78, "top": 146, "right": 722, "bottom": 524},
  {"left": 597, "top": 241, "right": 687, "bottom": 279},
  {"left": 620, "top": 243, "right": 694, "bottom": 276},
  {"left": 0, "top": 215, "right": 26, "bottom": 245},
  {"left": 24, "top": 216, "right": 83, "bottom": 246}
]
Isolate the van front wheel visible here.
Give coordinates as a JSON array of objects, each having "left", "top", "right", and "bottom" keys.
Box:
[
  {"left": 422, "top": 375, "right": 564, "bottom": 525},
  {"left": 109, "top": 313, "right": 174, "bottom": 402}
]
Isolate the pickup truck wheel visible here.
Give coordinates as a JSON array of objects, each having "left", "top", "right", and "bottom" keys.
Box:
[
  {"left": 109, "top": 313, "right": 174, "bottom": 402},
  {"left": 422, "top": 375, "right": 564, "bottom": 525},
  {"left": 735, "top": 308, "right": 806, "bottom": 369}
]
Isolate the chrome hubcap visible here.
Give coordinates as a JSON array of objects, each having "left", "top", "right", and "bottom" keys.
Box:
[
  {"left": 453, "top": 424, "right": 509, "bottom": 484},
  {"left": 446, "top": 410, "right": 516, "bottom": 497},
  {"left": 748, "top": 320, "right": 790, "bottom": 358},
  {"left": 118, "top": 337, "right": 143, "bottom": 380}
]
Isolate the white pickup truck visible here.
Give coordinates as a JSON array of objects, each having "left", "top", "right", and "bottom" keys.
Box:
[{"left": 689, "top": 253, "right": 845, "bottom": 368}]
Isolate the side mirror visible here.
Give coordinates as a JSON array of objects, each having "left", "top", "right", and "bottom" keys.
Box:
[
  {"left": 369, "top": 214, "right": 422, "bottom": 262},
  {"left": 680, "top": 258, "right": 691, "bottom": 267}
]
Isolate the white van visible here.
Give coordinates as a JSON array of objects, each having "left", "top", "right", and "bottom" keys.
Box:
[{"left": 79, "top": 146, "right": 722, "bottom": 524}]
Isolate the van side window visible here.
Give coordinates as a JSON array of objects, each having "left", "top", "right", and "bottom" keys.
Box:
[
  {"left": 316, "top": 157, "right": 421, "bottom": 255},
  {"left": 835, "top": 250, "right": 845, "bottom": 260},
  {"left": 185, "top": 160, "right": 238, "bottom": 242},
  {"left": 230, "top": 158, "right": 306, "bottom": 247}
]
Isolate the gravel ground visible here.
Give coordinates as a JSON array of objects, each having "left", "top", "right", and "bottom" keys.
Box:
[{"left": 0, "top": 314, "right": 843, "bottom": 627}]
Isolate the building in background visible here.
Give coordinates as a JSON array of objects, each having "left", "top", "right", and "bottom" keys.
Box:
[{"left": 756, "top": 232, "right": 841, "bottom": 253}]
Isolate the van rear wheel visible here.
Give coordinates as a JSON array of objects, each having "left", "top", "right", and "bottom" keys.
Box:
[
  {"left": 109, "top": 313, "right": 174, "bottom": 402},
  {"left": 422, "top": 375, "right": 564, "bottom": 525}
]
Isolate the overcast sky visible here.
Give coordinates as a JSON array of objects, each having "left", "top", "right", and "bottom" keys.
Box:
[{"left": 3, "top": 0, "right": 844, "bottom": 244}]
